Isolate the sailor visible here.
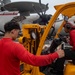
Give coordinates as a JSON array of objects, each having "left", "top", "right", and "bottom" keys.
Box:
[{"left": 0, "top": 21, "right": 65, "bottom": 75}]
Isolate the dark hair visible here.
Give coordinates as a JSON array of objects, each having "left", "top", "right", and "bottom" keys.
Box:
[{"left": 4, "top": 21, "right": 20, "bottom": 32}]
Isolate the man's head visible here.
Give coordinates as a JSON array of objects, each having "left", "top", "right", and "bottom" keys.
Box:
[
  {"left": 63, "top": 22, "right": 75, "bottom": 33},
  {"left": 4, "top": 21, "right": 21, "bottom": 40}
]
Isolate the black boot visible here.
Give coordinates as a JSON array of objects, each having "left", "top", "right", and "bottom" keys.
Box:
[
  {"left": 50, "top": 58, "right": 65, "bottom": 75},
  {"left": 50, "top": 68, "right": 63, "bottom": 75}
]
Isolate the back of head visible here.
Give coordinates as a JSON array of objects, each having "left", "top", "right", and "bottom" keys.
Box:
[
  {"left": 4, "top": 21, "right": 20, "bottom": 32},
  {"left": 63, "top": 22, "right": 75, "bottom": 30}
]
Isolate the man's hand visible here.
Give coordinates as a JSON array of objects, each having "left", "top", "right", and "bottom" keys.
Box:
[{"left": 56, "top": 49, "right": 65, "bottom": 58}]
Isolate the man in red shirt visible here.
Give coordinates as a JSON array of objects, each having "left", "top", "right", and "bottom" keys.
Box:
[
  {"left": 50, "top": 22, "right": 75, "bottom": 75},
  {"left": 64, "top": 22, "right": 75, "bottom": 50},
  {"left": 0, "top": 21, "right": 64, "bottom": 75},
  {"left": 63, "top": 22, "right": 75, "bottom": 62}
]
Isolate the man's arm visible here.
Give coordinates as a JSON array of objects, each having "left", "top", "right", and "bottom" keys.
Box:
[{"left": 14, "top": 43, "right": 64, "bottom": 66}]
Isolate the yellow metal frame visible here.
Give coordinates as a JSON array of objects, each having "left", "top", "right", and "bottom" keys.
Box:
[
  {"left": 64, "top": 63, "right": 75, "bottom": 75},
  {"left": 36, "top": 2, "right": 75, "bottom": 55},
  {"left": 19, "top": 24, "right": 46, "bottom": 75},
  {"left": 33, "top": 2, "right": 75, "bottom": 75},
  {"left": 19, "top": 2, "right": 75, "bottom": 75}
]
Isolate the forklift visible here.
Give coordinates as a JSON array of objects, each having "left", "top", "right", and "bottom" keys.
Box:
[{"left": 18, "top": 2, "right": 75, "bottom": 75}]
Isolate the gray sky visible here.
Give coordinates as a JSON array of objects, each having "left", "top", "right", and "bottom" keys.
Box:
[{"left": 11, "top": 0, "right": 75, "bottom": 15}]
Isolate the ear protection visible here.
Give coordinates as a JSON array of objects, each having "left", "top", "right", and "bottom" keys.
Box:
[
  {"left": 10, "top": 31, "right": 14, "bottom": 34},
  {"left": 64, "top": 23, "right": 72, "bottom": 30},
  {"left": 11, "top": 32, "right": 14, "bottom": 34}
]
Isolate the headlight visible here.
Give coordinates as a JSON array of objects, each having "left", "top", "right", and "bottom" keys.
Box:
[{"left": 31, "top": 32, "right": 36, "bottom": 40}]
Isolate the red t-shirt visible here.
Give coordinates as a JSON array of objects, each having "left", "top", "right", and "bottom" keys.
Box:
[
  {"left": 70, "top": 30, "right": 75, "bottom": 50},
  {"left": 0, "top": 38, "right": 59, "bottom": 75}
]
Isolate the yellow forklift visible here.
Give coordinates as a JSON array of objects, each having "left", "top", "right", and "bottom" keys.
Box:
[{"left": 18, "top": 2, "right": 75, "bottom": 75}]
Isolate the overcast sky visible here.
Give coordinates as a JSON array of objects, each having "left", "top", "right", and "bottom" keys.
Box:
[{"left": 11, "top": 0, "right": 75, "bottom": 15}]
